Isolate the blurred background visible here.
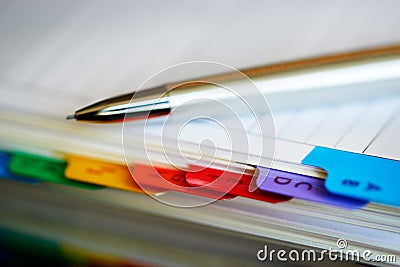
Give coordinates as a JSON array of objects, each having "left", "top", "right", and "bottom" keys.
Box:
[{"left": 1, "top": 0, "right": 400, "bottom": 111}]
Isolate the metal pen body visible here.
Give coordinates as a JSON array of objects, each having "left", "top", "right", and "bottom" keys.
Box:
[
  {"left": 68, "top": 45, "right": 400, "bottom": 123},
  {"left": 72, "top": 86, "right": 171, "bottom": 122}
]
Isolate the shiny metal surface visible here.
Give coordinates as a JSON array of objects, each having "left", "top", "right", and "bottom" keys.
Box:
[
  {"left": 73, "top": 86, "right": 170, "bottom": 122},
  {"left": 69, "top": 45, "right": 400, "bottom": 123}
]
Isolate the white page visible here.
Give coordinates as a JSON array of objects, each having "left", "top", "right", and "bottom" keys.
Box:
[{"left": 1, "top": 0, "right": 400, "bottom": 166}]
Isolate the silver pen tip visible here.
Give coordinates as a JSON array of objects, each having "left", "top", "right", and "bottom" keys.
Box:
[{"left": 66, "top": 114, "right": 75, "bottom": 120}]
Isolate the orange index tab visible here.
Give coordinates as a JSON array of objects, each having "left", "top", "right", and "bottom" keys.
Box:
[{"left": 65, "top": 155, "right": 162, "bottom": 194}]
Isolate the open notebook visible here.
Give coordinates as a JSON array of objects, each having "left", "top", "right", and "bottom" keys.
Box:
[{"left": 0, "top": 47, "right": 400, "bottom": 266}]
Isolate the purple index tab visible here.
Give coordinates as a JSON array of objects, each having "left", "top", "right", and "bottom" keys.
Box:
[{"left": 256, "top": 166, "right": 367, "bottom": 209}]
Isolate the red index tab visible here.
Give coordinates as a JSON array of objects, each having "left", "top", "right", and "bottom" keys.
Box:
[
  {"left": 132, "top": 164, "right": 235, "bottom": 200},
  {"left": 186, "top": 165, "right": 292, "bottom": 203}
]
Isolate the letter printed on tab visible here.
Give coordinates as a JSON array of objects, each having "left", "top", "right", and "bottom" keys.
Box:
[
  {"left": 256, "top": 166, "right": 367, "bottom": 209},
  {"left": 186, "top": 165, "right": 292, "bottom": 203},
  {"left": 302, "top": 146, "right": 400, "bottom": 207},
  {"left": 65, "top": 155, "right": 160, "bottom": 193}
]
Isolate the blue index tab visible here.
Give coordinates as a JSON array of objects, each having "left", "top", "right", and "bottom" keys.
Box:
[
  {"left": 0, "top": 151, "right": 38, "bottom": 184},
  {"left": 302, "top": 146, "right": 400, "bottom": 207}
]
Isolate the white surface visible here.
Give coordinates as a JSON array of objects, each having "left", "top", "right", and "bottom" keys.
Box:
[
  {"left": 1, "top": 0, "right": 400, "bottom": 117},
  {"left": 335, "top": 97, "right": 400, "bottom": 152},
  {"left": 366, "top": 111, "right": 400, "bottom": 159},
  {"left": 1, "top": 0, "right": 400, "bottom": 163},
  {"left": 306, "top": 102, "right": 367, "bottom": 147},
  {"left": 278, "top": 106, "right": 331, "bottom": 143}
]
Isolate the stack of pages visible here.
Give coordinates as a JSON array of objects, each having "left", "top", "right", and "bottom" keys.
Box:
[{"left": 0, "top": 48, "right": 399, "bottom": 266}]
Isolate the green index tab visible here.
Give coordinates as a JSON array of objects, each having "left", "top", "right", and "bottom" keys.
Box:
[{"left": 9, "top": 151, "right": 101, "bottom": 190}]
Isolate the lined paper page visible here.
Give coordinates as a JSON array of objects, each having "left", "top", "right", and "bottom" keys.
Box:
[
  {"left": 269, "top": 94, "right": 400, "bottom": 161},
  {"left": 306, "top": 102, "right": 367, "bottom": 147},
  {"left": 273, "top": 111, "right": 297, "bottom": 135},
  {"left": 278, "top": 107, "right": 331, "bottom": 143},
  {"left": 335, "top": 97, "right": 400, "bottom": 152},
  {"left": 1, "top": 1, "right": 400, "bottom": 167},
  {"left": 365, "top": 111, "right": 400, "bottom": 159}
]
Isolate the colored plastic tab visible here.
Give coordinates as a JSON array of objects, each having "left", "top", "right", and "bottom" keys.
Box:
[
  {"left": 302, "top": 146, "right": 400, "bottom": 207},
  {"left": 8, "top": 151, "right": 101, "bottom": 190},
  {"left": 0, "top": 151, "right": 38, "bottom": 184},
  {"left": 65, "top": 155, "right": 161, "bottom": 194},
  {"left": 186, "top": 165, "right": 292, "bottom": 203},
  {"left": 256, "top": 166, "right": 367, "bottom": 209},
  {"left": 132, "top": 164, "right": 235, "bottom": 200}
]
